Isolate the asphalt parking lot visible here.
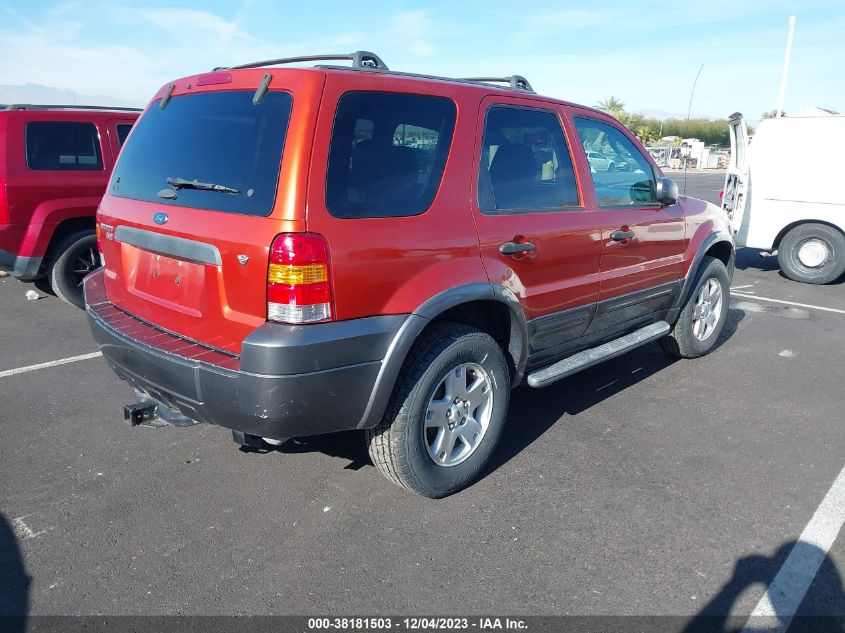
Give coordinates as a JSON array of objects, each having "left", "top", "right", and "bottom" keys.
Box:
[{"left": 2, "top": 171, "right": 844, "bottom": 627}]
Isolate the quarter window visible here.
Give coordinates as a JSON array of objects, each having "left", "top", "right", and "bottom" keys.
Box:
[
  {"left": 478, "top": 106, "right": 579, "bottom": 213},
  {"left": 325, "top": 92, "right": 456, "bottom": 219},
  {"left": 25, "top": 121, "right": 103, "bottom": 171},
  {"left": 116, "top": 123, "right": 133, "bottom": 147},
  {"left": 573, "top": 117, "right": 657, "bottom": 207}
]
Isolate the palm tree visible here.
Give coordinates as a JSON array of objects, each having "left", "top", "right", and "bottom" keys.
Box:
[
  {"left": 635, "top": 126, "right": 656, "bottom": 145},
  {"left": 596, "top": 96, "right": 626, "bottom": 118}
]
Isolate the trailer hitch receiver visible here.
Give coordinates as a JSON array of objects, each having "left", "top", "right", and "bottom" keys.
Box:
[{"left": 123, "top": 402, "right": 157, "bottom": 426}]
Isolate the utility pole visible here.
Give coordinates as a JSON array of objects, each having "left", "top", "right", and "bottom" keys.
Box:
[{"left": 776, "top": 16, "right": 796, "bottom": 118}]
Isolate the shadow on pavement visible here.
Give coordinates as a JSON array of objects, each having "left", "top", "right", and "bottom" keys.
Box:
[
  {"left": 735, "top": 247, "right": 845, "bottom": 286},
  {"left": 32, "top": 277, "right": 56, "bottom": 297},
  {"left": 684, "top": 540, "right": 845, "bottom": 633},
  {"left": 484, "top": 307, "right": 743, "bottom": 478},
  {"left": 251, "top": 309, "right": 744, "bottom": 487},
  {"left": 735, "top": 247, "right": 781, "bottom": 273},
  {"left": 264, "top": 430, "right": 371, "bottom": 471},
  {"left": 0, "top": 512, "right": 30, "bottom": 629}
]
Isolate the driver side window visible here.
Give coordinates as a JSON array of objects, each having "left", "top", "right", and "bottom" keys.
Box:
[{"left": 574, "top": 117, "right": 657, "bottom": 207}]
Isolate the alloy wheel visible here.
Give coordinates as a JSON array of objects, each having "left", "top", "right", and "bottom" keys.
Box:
[
  {"left": 691, "top": 278, "right": 723, "bottom": 341},
  {"left": 424, "top": 362, "right": 493, "bottom": 467}
]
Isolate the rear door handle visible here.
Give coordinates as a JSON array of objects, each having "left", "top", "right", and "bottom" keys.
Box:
[
  {"left": 499, "top": 241, "right": 536, "bottom": 256},
  {"left": 610, "top": 230, "right": 635, "bottom": 241}
]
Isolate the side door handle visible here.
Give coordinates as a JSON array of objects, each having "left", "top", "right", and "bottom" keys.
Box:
[
  {"left": 499, "top": 241, "right": 536, "bottom": 256},
  {"left": 610, "top": 229, "right": 635, "bottom": 241}
]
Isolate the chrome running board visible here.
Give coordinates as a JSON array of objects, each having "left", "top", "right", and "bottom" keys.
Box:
[{"left": 527, "top": 321, "right": 671, "bottom": 388}]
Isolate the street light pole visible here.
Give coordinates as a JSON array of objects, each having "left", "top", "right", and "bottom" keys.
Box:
[
  {"left": 683, "top": 63, "right": 704, "bottom": 195},
  {"left": 776, "top": 16, "right": 797, "bottom": 118}
]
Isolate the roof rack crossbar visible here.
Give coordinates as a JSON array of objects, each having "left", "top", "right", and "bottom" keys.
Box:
[
  {"left": 3, "top": 104, "right": 142, "bottom": 112},
  {"left": 217, "top": 50, "right": 388, "bottom": 71},
  {"left": 458, "top": 76, "right": 534, "bottom": 92}
]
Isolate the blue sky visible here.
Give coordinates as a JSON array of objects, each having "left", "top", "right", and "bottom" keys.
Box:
[{"left": 1, "top": 0, "right": 843, "bottom": 122}]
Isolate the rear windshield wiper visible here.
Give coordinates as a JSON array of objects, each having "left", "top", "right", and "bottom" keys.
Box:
[{"left": 165, "top": 177, "right": 240, "bottom": 194}]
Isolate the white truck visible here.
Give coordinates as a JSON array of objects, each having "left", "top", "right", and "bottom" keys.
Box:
[{"left": 722, "top": 112, "right": 845, "bottom": 284}]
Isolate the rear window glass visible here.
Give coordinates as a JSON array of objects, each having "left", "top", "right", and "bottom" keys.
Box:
[
  {"left": 26, "top": 121, "right": 103, "bottom": 171},
  {"left": 325, "top": 92, "right": 456, "bottom": 219},
  {"left": 110, "top": 91, "right": 292, "bottom": 216}
]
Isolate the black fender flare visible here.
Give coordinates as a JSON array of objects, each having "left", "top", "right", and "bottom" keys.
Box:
[
  {"left": 356, "top": 283, "right": 529, "bottom": 429},
  {"left": 673, "top": 232, "right": 735, "bottom": 312}
]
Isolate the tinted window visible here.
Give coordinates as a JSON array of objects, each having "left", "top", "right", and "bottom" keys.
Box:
[
  {"left": 110, "top": 91, "right": 292, "bottom": 216},
  {"left": 116, "top": 123, "right": 133, "bottom": 147},
  {"left": 325, "top": 92, "right": 456, "bottom": 219},
  {"left": 573, "top": 117, "right": 657, "bottom": 207},
  {"left": 26, "top": 121, "right": 103, "bottom": 171},
  {"left": 478, "top": 106, "right": 579, "bottom": 213}
]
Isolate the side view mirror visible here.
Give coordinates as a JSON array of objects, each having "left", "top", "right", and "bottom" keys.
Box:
[{"left": 656, "top": 177, "right": 679, "bottom": 206}]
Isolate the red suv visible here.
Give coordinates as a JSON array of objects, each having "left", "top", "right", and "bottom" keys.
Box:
[
  {"left": 85, "top": 52, "right": 734, "bottom": 497},
  {"left": 0, "top": 105, "right": 139, "bottom": 307}
]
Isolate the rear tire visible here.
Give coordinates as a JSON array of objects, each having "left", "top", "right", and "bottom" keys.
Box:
[
  {"left": 777, "top": 223, "right": 845, "bottom": 285},
  {"left": 661, "top": 256, "right": 730, "bottom": 359},
  {"left": 366, "top": 322, "right": 510, "bottom": 498},
  {"left": 48, "top": 230, "right": 100, "bottom": 309}
]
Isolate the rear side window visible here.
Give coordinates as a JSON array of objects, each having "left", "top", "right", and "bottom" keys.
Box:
[
  {"left": 25, "top": 122, "right": 103, "bottom": 171},
  {"left": 478, "top": 106, "right": 579, "bottom": 213},
  {"left": 110, "top": 91, "right": 292, "bottom": 216},
  {"left": 116, "top": 123, "right": 133, "bottom": 147},
  {"left": 573, "top": 117, "right": 657, "bottom": 207},
  {"left": 325, "top": 92, "right": 456, "bottom": 219}
]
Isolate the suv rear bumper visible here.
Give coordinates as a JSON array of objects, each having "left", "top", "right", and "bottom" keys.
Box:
[
  {"left": 84, "top": 269, "right": 407, "bottom": 439},
  {"left": 0, "top": 249, "right": 42, "bottom": 280}
]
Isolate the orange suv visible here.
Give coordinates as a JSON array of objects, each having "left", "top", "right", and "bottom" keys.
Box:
[
  {"left": 85, "top": 52, "right": 734, "bottom": 497},
  {"left": 0, "top": 105, "right": 139, "bottom": 307}
]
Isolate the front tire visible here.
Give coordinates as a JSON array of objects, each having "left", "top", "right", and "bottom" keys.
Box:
[
  {"left": 366, "top": 322, "right": 510, "bottom": 498},
  {"left": 777, "top": 223, "right": 845, "bottom": 285},
  {"left": 661, "top": 256, "right": 730, "bottom": 359},
  {"left": 48, "top": 230, "right": 100, "bottom": 309}
]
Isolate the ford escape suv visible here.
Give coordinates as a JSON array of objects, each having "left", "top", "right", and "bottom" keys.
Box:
[
  {"left": 85, "top": 51, "right": 735, "bottom": 497},
  {"left": 0, "top": 105, "right": 139, "bottom": 307}
]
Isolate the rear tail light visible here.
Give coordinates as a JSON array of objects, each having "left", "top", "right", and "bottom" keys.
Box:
[
  {"left": 95, "top": 222, "right": 106, "bottom": 267},
  {"left": 267, "top": 233, "right": 333, "bottom": 324},
  {"left": 0, "top": 178, "right": 8, "bottom": 225}
]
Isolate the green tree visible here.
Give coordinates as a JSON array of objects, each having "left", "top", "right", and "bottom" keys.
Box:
[
  {"left": 596, "top": 96, "right": 626, "bottom": 118},
  {"left": 594, "top": 96, "right": 734, "bottom": 146},
  {"left": 634, "top": 126, "right": 656, "bottom": 144}
]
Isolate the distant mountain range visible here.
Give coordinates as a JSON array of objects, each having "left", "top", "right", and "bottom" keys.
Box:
[
  {"left": 634, "top": 108, "right": 689, "bottom": 120},
  {"left": 0, "top": 83, "right": 142, "bottom": 108}
]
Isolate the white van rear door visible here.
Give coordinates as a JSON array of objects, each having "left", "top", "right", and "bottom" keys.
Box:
[{"left": 722, "top": 113, "right": 750, "bottom": 242}]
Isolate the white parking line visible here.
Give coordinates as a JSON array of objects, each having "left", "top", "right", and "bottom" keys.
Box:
[
  {"left": 732, "top": 292, "right": 845, "bottom": 315},
  {"left": 0, "top": 351, "right": 103, "bottom": 378},
  {"left": 740, "top": 463, "right": 845, "bottom": 633},
  {"left": 731, "top": 284, "right": 755, "bottom": 290}
]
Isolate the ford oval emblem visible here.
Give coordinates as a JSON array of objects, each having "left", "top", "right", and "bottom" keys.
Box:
[{"left": 153, "top": 212, "right": 168, "bottom": 225}]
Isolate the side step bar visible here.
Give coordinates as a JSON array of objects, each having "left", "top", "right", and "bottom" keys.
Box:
[{"left": 526, "top": 321, "right": 671, "bottom": 389}]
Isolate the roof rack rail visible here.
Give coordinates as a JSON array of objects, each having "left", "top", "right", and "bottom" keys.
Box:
[
  {"left": 2, "top": 104, "right": 142, "bottom": 112},
  {"left": 216, "top": 50, "right": 388, "bottom": 71},
  {"left": 458, "top": 76, "right": 534, "bottom": 92}
]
